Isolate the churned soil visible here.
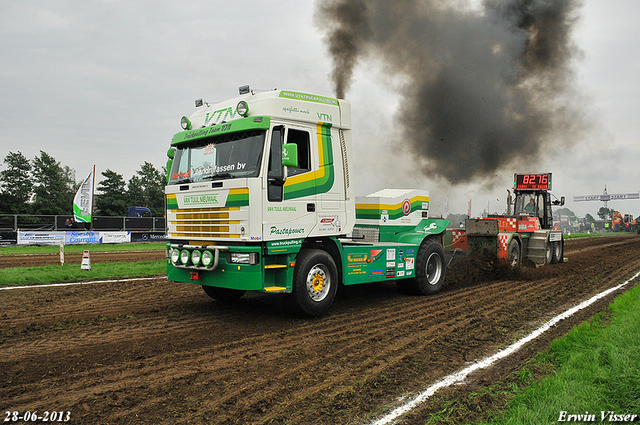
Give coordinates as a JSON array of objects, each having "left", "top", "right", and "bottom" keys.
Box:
[{"left": 1, "top": 234, "right": 639, "bottom": 425}]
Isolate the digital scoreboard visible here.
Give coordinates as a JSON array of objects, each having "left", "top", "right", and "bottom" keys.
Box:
[{"left": 514, "top": 173, "right": 552, "bottom": 190}]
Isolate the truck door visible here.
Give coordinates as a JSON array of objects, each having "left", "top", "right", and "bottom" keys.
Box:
[
  {"left": 544, "top": 192, "right": 553, "bottom": 229},
  {"left": 531, "top": 191, "right": 550, "bottom": 229},
  {"left": 263, "top": 125, "right": 318, "bottom": 241}
]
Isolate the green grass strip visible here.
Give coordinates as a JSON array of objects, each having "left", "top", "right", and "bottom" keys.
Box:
[
  {"left": 564, "top": 232, "right": 595, "bottom": 239},
  {"left": 0, "top": 260, "right": 167, "bottom": 288},
  {"left": 480, "top": 284, "right": 640, "bottom": 424},
  {"left": 564, "top": 232, "right": 632, "bottom": 239},
  {"left": 0, "top": 242, "right": 166, "bottom": 255}
]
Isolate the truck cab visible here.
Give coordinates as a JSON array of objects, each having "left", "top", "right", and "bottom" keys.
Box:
[
  {"left": 513, "top": 189, "right": 555, "bottom": 230},
  {"left": 165, "top": 87, "right": 449, "bottom": 316}
]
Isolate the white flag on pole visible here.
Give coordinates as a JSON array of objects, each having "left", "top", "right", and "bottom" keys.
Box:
[{"left": 73, "top": 169, "right": 94, "bottom": 223}]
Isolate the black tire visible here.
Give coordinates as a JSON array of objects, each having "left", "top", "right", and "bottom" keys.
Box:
[
  {"left": 202, "top": 285, "right": 246, "bottom": 301},
  {"left": 551, "top": 238, "right": 564, "bottom": 264},
  {"left": 544, "top": 241, "right": 553, "bottom": 265},
  {"left": 290, "top": 249, "right": 338, "bottom": 316},
  {"left": 400, "top": 239, "right": 446, "bottom": 295},
  {"left": 507, "top": 239, "right": 521, "bottom": 269}
]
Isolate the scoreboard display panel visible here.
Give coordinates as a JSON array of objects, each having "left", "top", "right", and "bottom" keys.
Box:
[{"left": 514, "top": 173, "right": 552, "bottom": 190}]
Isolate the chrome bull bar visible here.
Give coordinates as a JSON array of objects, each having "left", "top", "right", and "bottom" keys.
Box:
[{"left": 167, "top": 244, "right": 230, "bottom": 271}]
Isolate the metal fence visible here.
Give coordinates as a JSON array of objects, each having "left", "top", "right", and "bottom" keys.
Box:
[{"left": 0, "top": 214, "right": 166, "bottom": 232}]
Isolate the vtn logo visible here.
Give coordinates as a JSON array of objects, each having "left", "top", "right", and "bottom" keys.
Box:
[{"left": 317, "top": 113, "right": 332, "bottom": 122}]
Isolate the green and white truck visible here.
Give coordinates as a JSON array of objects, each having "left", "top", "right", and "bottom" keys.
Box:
[{"left": 165, "top": 86, "right": 449, "bottom": 315}]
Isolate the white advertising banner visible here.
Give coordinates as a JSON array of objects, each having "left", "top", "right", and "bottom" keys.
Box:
[
  {"left": 65, "top": 231, "right": 100, "bottom": 244},
  {"left": 17, "top": 231, "right": 66, "bottom": 245},
  {"left": 100, "top": 232, "right": 131, "bottom": 244}
]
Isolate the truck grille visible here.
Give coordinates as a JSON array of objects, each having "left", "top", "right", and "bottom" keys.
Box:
[{"left": 167, "top": 206, "right": 247, "bottom": 239}]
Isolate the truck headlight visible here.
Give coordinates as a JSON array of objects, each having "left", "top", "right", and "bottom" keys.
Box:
[
  {"left": 180, "top": 249, "right": 190, "bottom": 265},
  {"left": 171, "top": 248, "right": 180, "bottom": 264},
  {"left": 229, "top": 252, "right": 258, "bottom": 265},
  {"left": 201, "top": 250, "right": 213, "bottom": 267},
  {"left": 191, "top": 250, "right": 202, "bottom": 266}
]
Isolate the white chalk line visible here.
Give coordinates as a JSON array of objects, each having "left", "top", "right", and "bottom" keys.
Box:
[
  {"left": 0, "top": 276, "right": 162, "bottom": 291},
  {"left": 2, "top": 250, "right": 160, "bottom": 257},
  {"left": 369, "top": 270, "right": 640, "bottom": 425}
]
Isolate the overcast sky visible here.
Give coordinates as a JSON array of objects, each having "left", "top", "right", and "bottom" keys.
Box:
[{"left": 1, "top": 0, "right": 639, "bottom": 218}]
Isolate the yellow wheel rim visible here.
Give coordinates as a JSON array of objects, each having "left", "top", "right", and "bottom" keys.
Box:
[
  {"left": 306, "top": 264, "right": 330, "bottom": 302},
  {"left": 312, "top": 273, "right": 324, "bottom": 292}
]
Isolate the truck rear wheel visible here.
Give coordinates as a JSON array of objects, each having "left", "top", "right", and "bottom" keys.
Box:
[
  {"left": 202, "top": 285, "right": 246, "bottom": 301},
  {"left": 291, "top": 249, "right": 338, "bottom": 316},
  {"left": 399, "top": 239, "right": 446, "bottom": 295}
]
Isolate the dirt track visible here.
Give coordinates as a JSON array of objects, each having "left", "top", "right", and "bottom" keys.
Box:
[
  {"left": 0, "top": 250, "right": 165, "bottom": 269},
  {"left": 1, "top": 234, "right": 640, "bottom": 424}
]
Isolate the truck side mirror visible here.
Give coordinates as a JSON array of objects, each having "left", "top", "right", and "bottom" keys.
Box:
[
  {"left": 166, "top": 148, "right": 176, "bottom": 184},
  {"left": 560, "top": 196, "right": 565, "bottom": 206},
  {"left": 268, "top": 126, "right": 287, "bottom": 200},
  {"left": 282, "top": 143, "right": 298, "bottom": 168}
]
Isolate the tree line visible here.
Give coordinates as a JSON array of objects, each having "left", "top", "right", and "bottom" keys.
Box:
[{"left": 0, "top": 151, "right": 166, "bottom": 217}]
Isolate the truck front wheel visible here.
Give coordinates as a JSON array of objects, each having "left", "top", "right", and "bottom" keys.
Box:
[
  {"left": 291, "top": 249, "right": 338, "bottom": 316},
  {"left": 400, "top": 239, "right": 446, "bottom": 295}
]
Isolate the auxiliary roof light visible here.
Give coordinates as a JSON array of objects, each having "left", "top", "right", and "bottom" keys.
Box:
[
  {"left": 181, "top": 116, "right": 192, "bottom": 130},
  {"left": 236, "top": 101, "right": 249, "bottom": 117}
]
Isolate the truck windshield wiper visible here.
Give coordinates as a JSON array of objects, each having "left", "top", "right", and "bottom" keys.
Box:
[{"left": 173, "top": 179, "right": 192, "bottom": 185}]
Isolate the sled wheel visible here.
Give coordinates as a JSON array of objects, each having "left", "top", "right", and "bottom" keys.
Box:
[
  {"left": 551, "top": 238, "right": 564, "bottom": 264},
  {"left": 507, "top": 239, "right": 521, "bottom": 269},
  {"left": 544, "top": 241, "right": 553, "bottom": 265}
]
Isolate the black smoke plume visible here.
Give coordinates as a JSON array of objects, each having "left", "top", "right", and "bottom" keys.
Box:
[{"left": 315, "top": 0, "right": 585, "bottom": 184}]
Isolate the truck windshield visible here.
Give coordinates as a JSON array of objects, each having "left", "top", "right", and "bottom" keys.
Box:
[
  {"left": 168, "top": 130, "right": 265, "bottom": 184},
  {"left": 515, "top": 191, "right": 543, "bottom": 216}
]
